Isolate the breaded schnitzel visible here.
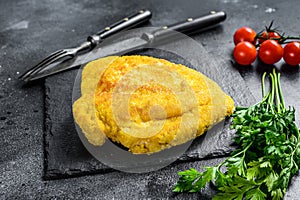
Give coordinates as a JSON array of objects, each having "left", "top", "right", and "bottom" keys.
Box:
[{"left": 73, "top": 55, "right": 234, "bottom": 154}]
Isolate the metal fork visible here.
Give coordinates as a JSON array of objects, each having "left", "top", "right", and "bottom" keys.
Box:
[{"left": 19, "top": 9, "right": 152, "bottom": 81}]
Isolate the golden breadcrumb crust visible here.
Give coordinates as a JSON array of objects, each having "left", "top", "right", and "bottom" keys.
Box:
[{"left": 73, "top": 55, "right": 234, "bottom": 154}]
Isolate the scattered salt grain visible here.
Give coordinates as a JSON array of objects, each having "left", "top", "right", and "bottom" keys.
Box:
[{"left": 265, "top": 7, "right": 276, "bottom": 13}]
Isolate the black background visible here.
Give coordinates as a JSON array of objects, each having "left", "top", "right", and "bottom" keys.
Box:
[{"left": 0, "top": 0, "right": 299, "bottom": 199}]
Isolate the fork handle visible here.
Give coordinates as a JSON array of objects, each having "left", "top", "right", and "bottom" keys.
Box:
[{"left": 88, "top": 9, "right": 152, "bottom": 48}]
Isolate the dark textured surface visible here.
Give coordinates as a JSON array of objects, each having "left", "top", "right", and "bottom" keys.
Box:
[{"left": 1, "top": 0, "right": 300, "bottom": 199}]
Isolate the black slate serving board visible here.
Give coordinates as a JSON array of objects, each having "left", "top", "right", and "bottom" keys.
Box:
[{"left": 44, "top": 41, "right": 256, "bottom": 179}]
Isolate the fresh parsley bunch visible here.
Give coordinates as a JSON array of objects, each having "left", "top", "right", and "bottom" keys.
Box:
[{"left": 173, "top": 69, "right": 300, "bottom": 200}]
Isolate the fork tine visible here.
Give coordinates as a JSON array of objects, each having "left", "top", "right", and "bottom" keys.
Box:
[
  {"left": 25, "top": 51, "right": 68, "bottom": 77},
  {"left": 19, "top": 49, "right": 66, "bottom": 80},
  {"left": 19, "top": 50, "right": 66, "bottom": 80},
  {"left": 22, "top": 52, "right": 75, "bottom": 81}
]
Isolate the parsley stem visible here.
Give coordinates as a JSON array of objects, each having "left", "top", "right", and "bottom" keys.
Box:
[
  {"left": 231, "top": 141, "right": 253, "bottom": 158},
  {"left": 273, "top": 69, "right": 281, "bottom": 113},
  {"left": 269, "top": 73, "right": 275, "bottom": 114},
  {"left": 269, "top": 74, "right": 276, "bottom": 114},
  {"left": 262, "top": 87, "right": 271, "bottom": 111},
  {"left": 262, "top": 72, "right": 267, "bottom": 98},
  {"left": 277, "top": 73, "right": 286, "bottom": 111}
]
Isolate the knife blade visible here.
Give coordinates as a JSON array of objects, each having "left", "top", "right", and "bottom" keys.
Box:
[{"left": 26, "top": 11, "right": 226, "bottom": 81}]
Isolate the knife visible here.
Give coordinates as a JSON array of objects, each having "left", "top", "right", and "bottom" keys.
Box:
[{"left": 25, "top": 11, "right": 226, "bottom": 81}]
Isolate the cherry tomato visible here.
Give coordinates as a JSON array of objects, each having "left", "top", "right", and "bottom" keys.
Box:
[
  {"left": 283, "top": 42, "right": 300, "bottom": 66},
  {"left": 258, "top": 40, "right": 283, "bottom": 64},
  {"left": 258, "top": 31, "right": 281, "bottom": 44},
  {"left": 233, "top": 41, "right": 257, "bottom": 65},
  {"left": 233, "top": 27, "right": 257, "bottom": 45}
]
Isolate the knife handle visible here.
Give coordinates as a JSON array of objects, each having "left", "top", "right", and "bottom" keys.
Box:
[
  {"left": 151, "top": 11, "right": 226, "bottom": 42},
  {"left": 88, "top": 9, "right": 152, "bottom": 48}
]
